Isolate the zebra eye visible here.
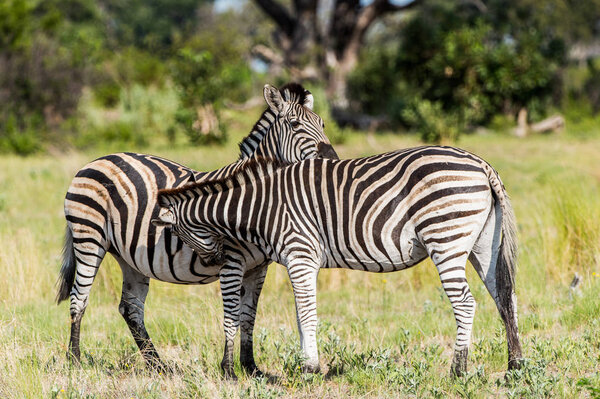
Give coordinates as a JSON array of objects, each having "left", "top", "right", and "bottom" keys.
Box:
[{"left": 290, "top": 119, "right": 301, "bottom": 129}]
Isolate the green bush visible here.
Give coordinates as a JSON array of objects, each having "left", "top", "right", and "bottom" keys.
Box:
[
  {"left": 170, "top": 16, "right": 254, "bottom": 145},
  {"left": 0, "top": 115, "right": 42, "bottom": 156},
  {"left": 348, "top": 0, "right": 566, "bottom": 139},
  {"left": 72, "top": 84, "right": 182, "bottom": 149},
  {"left": 401, "top": 99, "right": 462, "bottom": 144}
]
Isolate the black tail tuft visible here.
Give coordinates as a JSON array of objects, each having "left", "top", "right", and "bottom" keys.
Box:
[{"left": 56, "top": 226, "right": 76, "bottom": 304}]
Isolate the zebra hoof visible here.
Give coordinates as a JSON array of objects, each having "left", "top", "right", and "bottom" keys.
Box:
[
  {"left": 66, "top": 350, "right": 81, "bottom": 366},
  {"left": 148, "top": 359, "right": 173, "bottom": 375},
  {"left": 302, "top": 362, "right": 321, "bottom": 374},
  {"left": 221, "top": 361, "right": 238, "bottom": 381},
  {"left": 508, "top": 357, "right": 524, "bottom": 370},
  {"left": 450, "top": 348, "right": 468, "bottom": 378},
  {"left": 223, "top": 370, "right": 238, "bottom": 381},
  {"left": 242, "top": 363, "right": 264, "bottom": 378}
]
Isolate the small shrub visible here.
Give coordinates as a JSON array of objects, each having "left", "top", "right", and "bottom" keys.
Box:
[
  {"left": 93, "top": 80, "right": 121, "bottom": 108},
  {"left": 0, "top": 114, "right": 42, "bottom": 155},
  {"left": 402, "top": 99, "right": 462, "bottom": 144}
]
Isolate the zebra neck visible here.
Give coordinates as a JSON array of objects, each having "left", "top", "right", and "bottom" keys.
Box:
[
  {"left": 195, "top": 158, "right": 254, "bottom": 182},
  {"left": 238, "top": 109, "right": 277, "bottom": 160}
]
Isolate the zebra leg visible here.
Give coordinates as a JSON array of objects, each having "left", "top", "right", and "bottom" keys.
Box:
[
  {"left": 286, "top": 261, "right": 320, "bottom": 373},
  {"left": 68, "top": 240, "right": 107, "bottom": 364},
  {"left": 117, "top": 261, "right": 167, "bottom": 372},
  {"left": 469, "top": 204, "right": 523, "bottom": 371},
  {"left": 239, "top": 264, "right": 269, "bottom": 376},
  {"left": 219, "top": 264, "right": 245, "bottom": 380},
  {"left": 431, "top": 252, "right": 476, "bottom": 377}
]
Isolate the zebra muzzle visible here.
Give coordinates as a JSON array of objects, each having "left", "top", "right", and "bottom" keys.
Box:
[{"left": 317, "top": 143, "right": 339, "bottom": 160}]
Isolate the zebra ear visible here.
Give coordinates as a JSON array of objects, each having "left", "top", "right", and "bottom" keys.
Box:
[
  {"left": 152, "top": 207, "right": 176, "bottom": 227},
  {"left": 264, "top": 84, "right": 284, "bottom": 115},
  {"left": 303, "top": 91, "right": 314, "bottom": 110}
]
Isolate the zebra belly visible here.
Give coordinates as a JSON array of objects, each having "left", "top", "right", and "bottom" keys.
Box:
[
  {"left": 149, "top": 245, "right": 221, "bottom": 284},
  {"left": 323, "top": 236, "right": 428, "bottom": 272}
]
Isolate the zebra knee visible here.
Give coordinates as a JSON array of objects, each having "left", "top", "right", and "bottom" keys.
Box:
[
  {"left": 69, "top": 295, "right": 88, "bottom": 323},
  {"left": 118, "top": 297, "right": 144, "bottom": 327}
]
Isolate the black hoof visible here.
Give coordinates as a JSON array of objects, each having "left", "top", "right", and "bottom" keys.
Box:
[
  {"left": 508, "top": 357, "right": 524, "bottom": 370},
  {"left": 243, "top": 365, "right": 265, "bottom": 378},
  {"left": 221, "top": 362, "right": 238, "bottom": 381},
  {"left": 450, "top": 347, "right": 468, "bottom": 378},
  {"left": 302, "top": 363, "right": 321, "bottom": 374},
  {"left": 450, "top": 363, "right": 466, "bottom": 378},
  {"left": 148, "top": 359, "right": 173, "bottom": 375},
  {"left": 223, "top": 370, "right": 238, "bottom": 381},
  {"left": 67, "top": 350, "right": 81, "bottom": 366}
]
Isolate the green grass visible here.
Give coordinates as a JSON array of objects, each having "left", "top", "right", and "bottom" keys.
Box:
[{"left": 0, "top": 110, "right": 599, "bottom": 398}]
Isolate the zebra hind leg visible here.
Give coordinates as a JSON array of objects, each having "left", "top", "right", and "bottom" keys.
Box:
[
  {"left": 118, "top": 261, "right": 168, "bottom": 373},
  {"left": 469, "top": 203, "right": 523, "bottom": 371},
  {"left": 430, "top": 251, "right": 476, "bottom": 377},
  {"left": 239, "top": 264, "right": 269, "bottom": 376},
  {"left": 67, "top": 237, "right": 107, "bottom": 365},
  {"left": 219, "top": 263, "right": 245, "bottom": 380}
]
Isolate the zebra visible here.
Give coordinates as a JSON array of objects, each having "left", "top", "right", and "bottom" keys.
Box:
[
  {"left": 154, "top": 147, "right": 524, "bottom": 376},
  {"left": 56, "top": 83, "right": 338, "bottom": 379}
]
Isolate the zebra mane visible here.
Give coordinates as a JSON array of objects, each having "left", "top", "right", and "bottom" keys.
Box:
[
  {"left": 158, "top": 158, "right": 289, "bottom": 200},
  {"left": 237, "top": 83, "right": 313, "bottom": 160}
]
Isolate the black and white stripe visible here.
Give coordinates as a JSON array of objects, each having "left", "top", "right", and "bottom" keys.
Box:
[
  {"left": 157, "top": 146, "right": 523, "bottom": 376},
  {"left": 57, "top": 83, "right": 338, "bottom": 378}
]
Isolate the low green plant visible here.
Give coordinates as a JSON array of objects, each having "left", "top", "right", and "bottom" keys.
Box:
[{"left": 401, "top": 99, "right": 462, "bottom": 144}]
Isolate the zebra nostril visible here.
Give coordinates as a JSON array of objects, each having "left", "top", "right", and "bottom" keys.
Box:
[{"left": 317, "top": 143, "right": 339, "bottom": 160}]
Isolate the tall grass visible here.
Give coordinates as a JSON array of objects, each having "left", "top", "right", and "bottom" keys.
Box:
[{"left": 543, "top": 182, "right": 600, "bottom": 282}]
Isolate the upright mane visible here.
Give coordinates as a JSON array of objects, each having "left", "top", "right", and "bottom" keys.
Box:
[
  {"left": 237, "top": 83, "right": 313, "bottom": 160},
  {"left": 158, "top": 158, "right": 290, "bottom": 199}
]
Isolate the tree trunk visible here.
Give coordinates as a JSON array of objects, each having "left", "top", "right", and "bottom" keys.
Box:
[{"left": 252, "top": 0, "right": 422, "bottom": 123}]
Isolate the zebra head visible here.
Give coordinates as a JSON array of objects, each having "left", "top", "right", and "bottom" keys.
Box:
[
  {"left": 261, "top": 83, "right": 338, "bottom": 162},
  {"left": 152, "top": 196, "right": 225, "bottom": 265}
]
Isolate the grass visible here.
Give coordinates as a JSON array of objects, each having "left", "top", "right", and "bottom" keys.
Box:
[{"left": 0, "top": 108, "right": 599, "bottom": 398}]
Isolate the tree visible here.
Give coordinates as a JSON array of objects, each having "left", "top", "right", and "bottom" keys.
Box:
[{"left": 252, "top": 0, "right": 422, "bottom": 112}]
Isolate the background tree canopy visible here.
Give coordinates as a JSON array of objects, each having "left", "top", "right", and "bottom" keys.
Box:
[{"left": 1, "top": 0, "right": 599, "bottom": 153}]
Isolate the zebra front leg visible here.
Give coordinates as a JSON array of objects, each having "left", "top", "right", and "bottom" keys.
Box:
[
  {"left": 219, "top": 264, "right": 245, "bottom": 380},
  {"left": 118, "top": 262, "right": 167, "bottom": 373},
  {"left": 433, "top": 253, "right": 476, "bottom": 377},
  {"left": 287, "top": 261, "right": 320, "bottom": 373},
  {"left": 239, "top": 264, "right": 269, "bottom": 376}
]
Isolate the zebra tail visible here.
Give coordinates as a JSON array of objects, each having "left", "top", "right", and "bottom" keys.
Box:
[
  {"left": 56, "top": 226, "right": 76, "bottom": 304},
  {"left": 485, "top": 165, "right": 518, "bottom": 299}
]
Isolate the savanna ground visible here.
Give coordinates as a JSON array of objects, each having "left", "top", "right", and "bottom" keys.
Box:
[{"left": 1, "top": 107, "right": 599, "bottom": 398}]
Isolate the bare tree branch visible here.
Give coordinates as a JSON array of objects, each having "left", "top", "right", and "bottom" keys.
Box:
[
  {"left": 460, "top": 0, "right": 487, "bottom": 13},
  {"left": 252, "top": 44, "right": 284, "bottom": 65},
  {"left": 349, "top": 0, "right": 422, "bottom": 61},
  {"left": 254, "top": 0, "right": 296, "bottom": 37},
  {"left": 376, "top": 0, "right": 423, "bottom": 13}
]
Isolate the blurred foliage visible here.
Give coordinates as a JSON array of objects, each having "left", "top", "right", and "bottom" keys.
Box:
[
  {"left": 348, "top": 0, "right": 576, "bottom": 141},
  {"left": 0, "top": 0, "right": 103, "bottom": 153},
  {"left": 101, "top": 0, "right": 205, "bottom": 52},
  {"left": 1, "top": 0, "right": 600, "bottom": 153},
  {"left": 171, "top": 10, "right": 255, "bottom": 145},
  {"left": 69, "top": 84, "right": 182, "bottom": 150}
]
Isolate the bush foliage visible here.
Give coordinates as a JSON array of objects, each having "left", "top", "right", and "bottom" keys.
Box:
[
  {"left": 348, "top": 0, "right": 573, "bottom": 142},
  {"left": 1, "top": 0, "right": 599, "bottom": 152}
]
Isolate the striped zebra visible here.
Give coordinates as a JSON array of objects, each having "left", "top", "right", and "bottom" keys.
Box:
[
  {"left": 154, "top": 147, "right": 524, "bottom": 376},
  {"left": 57, "top": 83, "right": 338, "bottom": 378}
]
